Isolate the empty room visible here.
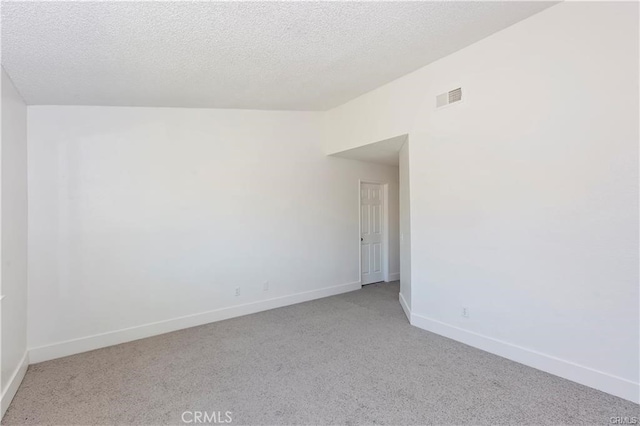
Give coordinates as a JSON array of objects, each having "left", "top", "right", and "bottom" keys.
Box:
[{"left": 0, "top": 1, "right": 638, "bottom": 425}]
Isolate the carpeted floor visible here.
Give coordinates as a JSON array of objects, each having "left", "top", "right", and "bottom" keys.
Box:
[{"left": 3, "top": 282, "right": 639, "bottom": 425}]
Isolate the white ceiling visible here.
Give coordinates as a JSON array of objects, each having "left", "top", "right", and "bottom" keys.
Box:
[{"left": 1, "top": 1, "right": 556, "bottom": 111}]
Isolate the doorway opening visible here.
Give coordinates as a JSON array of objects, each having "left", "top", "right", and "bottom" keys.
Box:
[{"left": 329, "top": 134, "right": 409, "bottom": 321}]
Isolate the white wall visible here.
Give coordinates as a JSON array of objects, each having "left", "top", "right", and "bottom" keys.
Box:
[
  {"left": 27, "top": 106, "right": 399, "bottom": 357},
  {"left": 399, "top": 141, "right": 411, "bottom": 314},
  {"left": 1, "top": 67, "right": 29, "bottom": 416},
  {"left": 323, "top": 2, "right": 639, "bottom": 402}
]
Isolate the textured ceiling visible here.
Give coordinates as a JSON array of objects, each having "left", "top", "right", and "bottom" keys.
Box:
[{"left": 1, "top": 1, "right": 556, "bottom": 110}]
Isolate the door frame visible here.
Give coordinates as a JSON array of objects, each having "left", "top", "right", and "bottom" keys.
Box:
[{"left": 358, "top": 180, "right": 390, "bottom": 286}]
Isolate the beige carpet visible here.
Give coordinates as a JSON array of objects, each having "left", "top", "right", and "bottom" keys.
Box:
[{"left": 3, "top": 282, "right": 639, "bottom": 425}]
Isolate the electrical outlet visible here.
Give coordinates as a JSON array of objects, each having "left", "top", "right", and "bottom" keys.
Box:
[
  {"left": 263, "top": 281, "right": 269, "bottom": 291},
  {"left": 235, "top": 287, "right": 241, "bottom": 297},
  {"left": 462, "top": 307, "right": 469, "bottom": 318}
]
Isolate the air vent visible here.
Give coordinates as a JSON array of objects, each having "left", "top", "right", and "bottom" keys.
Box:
[
  {"left": 448, "top": 87, "right": 462, "bottom": 103},
  {"left": 436, "top": 87, "right": 463, "bottom": 108}
]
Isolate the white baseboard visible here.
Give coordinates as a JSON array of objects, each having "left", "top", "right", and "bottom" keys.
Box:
[
  {"left": 387, "top": 272, "right": 400, "bottom": 282},
  {"left": 399, "top": 292, "right": 411, "bottom": 322},
  {"left": 29, "top": 281, "right": 362, "bottom": 364},
  {"left": 1, "top": 351, "right": 29, "bottom": 419},
  {"left": 410, "top": 313, "right": 640, "bottom": 404}
]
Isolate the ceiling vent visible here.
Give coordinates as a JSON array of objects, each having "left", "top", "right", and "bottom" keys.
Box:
[{"left": 436, "top": 87, "right": 462, "bottom": 108}]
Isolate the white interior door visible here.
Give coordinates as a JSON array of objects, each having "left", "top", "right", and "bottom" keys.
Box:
[{"left": 361, "top": 183, "right": 384, "bottom": 285}]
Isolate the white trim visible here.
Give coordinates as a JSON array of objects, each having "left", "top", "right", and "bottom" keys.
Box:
[
  {"left": 410, "top": 313, "right": 640, "bottom": 404},
  {"left": 399, "top": 292, "right": 411, "bottom": 322},
  {"left": 29, "top": 281, "right": 362, "bottom": 364},
  {"left": 1, "top": 352, "right": 29, "bottom": 419},
  {"left": 387, "top": 272, "right": 400, "bottom": 282}
]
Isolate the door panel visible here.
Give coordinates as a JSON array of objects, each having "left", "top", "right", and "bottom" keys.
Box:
[
  {"left": 362, "top": 244, "right": 370, "bottom": 275},
  {"left": 361, "top": 203, "right": 369, "bottom": 235},
  {"left": 361, "top": 183, "right": 384, "bottom": 285},
  {"left": 373, "top": 243, "right": 382, "bottom": 273}
]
